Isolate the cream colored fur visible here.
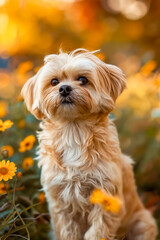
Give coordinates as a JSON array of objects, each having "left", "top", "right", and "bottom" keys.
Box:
[{"left": 21, "top": 49, "right": 157, "bottom": 240}]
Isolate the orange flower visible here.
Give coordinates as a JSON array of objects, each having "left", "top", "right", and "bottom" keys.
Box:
[
  {"left": 0, "top": 120, "right": 13, "bottom": 132},
  {"left": 17, "top": 119, "right": 25, "bottom": 128},
  {"left": 90, "top": 189, "right": 122, "bottom": 214},
  {"left": 0, "top": 120, "right": 5, "bottom": 131},
  {"left": 0, "top": 160, "right": 17, "bottom": 181},
  {"left": 17, "top": 172, "right": 22, "bottom": 179},
  {"left": 22, "top": 157, "right": 34, "bottom": 170},
  {"left": 0, "top": 102, "right": 7, "bottom": 118},
  {"left": 0, "top": 182, "right": 9, "bottom": 194},
  {"left": 19, "top": 135, "right": 36, "bottom": 152},
  {"left": 38, "top": 192, "right": 45, "bottom": 203},
  {"left": 141, "top": 60, "right": 157, "bottom": 75},
  {"left": 0, "top": 106, "right": 6, "bottom": 118},
  {"left": 1, "top": 145, "right": 14, "bottom": 158}
]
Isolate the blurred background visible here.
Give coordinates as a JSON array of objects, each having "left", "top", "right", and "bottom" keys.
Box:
[{"left": 0, "top": 0, "right": 160, "bottom": 239}]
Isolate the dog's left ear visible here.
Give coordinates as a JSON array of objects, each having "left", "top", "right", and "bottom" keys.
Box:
[
  {"left": 96, "top": 60, "right": 126, "bottom": 112},
  {"left": 105, "top": 63, "right": 126, "bottom": 101}
]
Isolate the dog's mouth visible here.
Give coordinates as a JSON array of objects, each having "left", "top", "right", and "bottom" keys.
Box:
[{"left": 60, "top": 98, "right": 74, "bottom": 105}]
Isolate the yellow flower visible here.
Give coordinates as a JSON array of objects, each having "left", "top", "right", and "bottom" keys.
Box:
[
  {"left": 19, "top": 135, "right": 36, "bottom": 152},
  {"left": 1, "top": 145, "right": 14, "bottom": 158},
  {"left": 38, "top": 192, "right": 45, "bottom": 203},
  {"left": 22, "top": 157, "right": 34, "bottom": 170},
  {"left": 17, "top": 172, "right": 22, "bottom": 179},
  {"left": 4, "top": 120, "right": 14, "bottom": 129},
  {"left": 0, "top": 120, "right": 13, "bottom": 132},
  {"left": 0, "top": 182, "right": 9, "bottom": 194},
  {"left": 0, "top": 120, "right": 5, "bottom": 131},
  {"left": 90, "top": 189, "right": 122, "bottom": 214},
  {"left": 0, "top": 160, "right": 17, "bottom": 181}
]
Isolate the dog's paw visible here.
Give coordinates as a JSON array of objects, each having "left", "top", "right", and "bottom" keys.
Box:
[{"left": 84, "top": 227, "right": 103, "bottom": 240}]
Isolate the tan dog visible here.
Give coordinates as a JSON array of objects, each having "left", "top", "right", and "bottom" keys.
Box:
[{"left": 21, "top": 49, "right": 157, "bottom": 240}]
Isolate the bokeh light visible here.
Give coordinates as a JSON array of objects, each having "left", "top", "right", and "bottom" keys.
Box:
[{"left": 102, "top": 0, "right": 149, "bottom": 19}]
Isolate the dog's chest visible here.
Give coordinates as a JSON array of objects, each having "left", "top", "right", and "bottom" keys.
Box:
[
  {"left": 53, "top": 123, "right": 99, "bottom": 168},
  {"left": 62, "top": 143, "right": 82, "bottom": 167},
  {"left": 43, "top": 123, "right": 107, "bottom": 210}
]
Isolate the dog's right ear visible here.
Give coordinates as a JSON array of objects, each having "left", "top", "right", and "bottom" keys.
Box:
[{"left": 21, "top": 71, "right": 43, "bottom": 120}]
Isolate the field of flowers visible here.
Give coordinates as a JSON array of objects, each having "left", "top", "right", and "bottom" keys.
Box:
[{"left": 0, "top": 0, "right": 160, "bottom": 239}]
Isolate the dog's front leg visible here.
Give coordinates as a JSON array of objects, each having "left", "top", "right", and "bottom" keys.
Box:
[
  {"left": 84, "top": 205, "right": 121, "bottom": 240},
  {"left": 48, "top": 200, "right": 81, "bottom": 240},
  {"left": 52, "top": 212, "right": 80, "bottom": 240}
]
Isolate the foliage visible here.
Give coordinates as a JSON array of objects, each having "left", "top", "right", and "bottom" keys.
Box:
[
  {"left": 0, "top": 0, "right": 160, "bottom": 239},
  {"left": 0, "top": 105, "right": 50, "bottom": 240}
]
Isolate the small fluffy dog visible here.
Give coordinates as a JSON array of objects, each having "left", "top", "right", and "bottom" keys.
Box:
[{"left": 21, "top": 49, "right": 157, "bottom": 240}]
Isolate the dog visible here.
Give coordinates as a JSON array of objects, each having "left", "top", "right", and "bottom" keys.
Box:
[{"left": 21, "top": 48, "right": 157, "bottom": 240}]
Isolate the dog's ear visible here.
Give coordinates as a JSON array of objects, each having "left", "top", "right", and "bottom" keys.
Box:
[
  {"left": 106, "top": 64, "right": 126, "bottom": 101},
  {"left": 21, "top": 71, "right": 44, "bottom": 120},
  {"left": 96, "top": 61, "right": 126, "bottom": 112}
]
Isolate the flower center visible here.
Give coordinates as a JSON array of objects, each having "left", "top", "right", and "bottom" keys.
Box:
[
  {"left": 103, "top": 199, "right": 110, "bottom": 206},
  {"left": 0, "top": 167, "right": 8, "bottom": 175},
  {"left": 25, "top": 142, "right": 30, "bottom": 147}
]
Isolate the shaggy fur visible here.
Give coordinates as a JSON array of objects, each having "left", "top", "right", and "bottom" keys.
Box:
[{"left": 21, "top": 49, "right": 157, "bottom": 240}]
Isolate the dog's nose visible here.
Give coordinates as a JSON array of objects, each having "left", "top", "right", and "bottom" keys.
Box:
[{"left": 59, "top": 85, "right": 72, "bottom": 97}]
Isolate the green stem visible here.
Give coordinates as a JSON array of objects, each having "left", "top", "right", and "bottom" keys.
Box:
[{"left": 12, "top": 178, "right": 30, "bottom": 240}]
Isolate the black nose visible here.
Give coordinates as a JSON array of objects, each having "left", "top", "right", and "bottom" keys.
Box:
[{"left": 59, "top": 85, "right": 72, "bottom": 97}]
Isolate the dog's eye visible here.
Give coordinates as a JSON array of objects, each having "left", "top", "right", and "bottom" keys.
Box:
[
  {"left": 51, "top": 78, "right": 59, "bottom": 86},
  {"left": 77, "top": 76, "right": 88, "bottom": 85}
]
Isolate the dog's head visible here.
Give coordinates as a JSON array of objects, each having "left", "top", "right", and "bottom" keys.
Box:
[{"left": 21, "top": 49, "right": 126, "bottom": 121}]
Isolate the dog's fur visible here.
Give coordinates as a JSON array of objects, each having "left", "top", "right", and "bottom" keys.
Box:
[{"left": 21, "top": 49, "right": 157, "bottom": 240}]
